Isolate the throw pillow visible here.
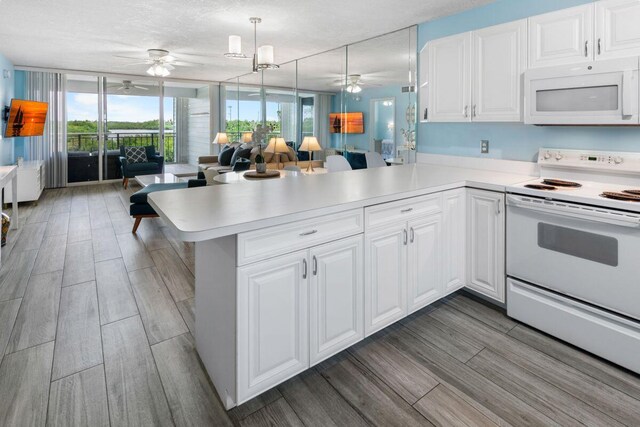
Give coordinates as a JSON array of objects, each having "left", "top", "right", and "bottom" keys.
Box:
[
  {"left": 125, "top": 146, "right": 148, "bottom": 164},
  {"left": 218, "top": 146, "right": 235, "bottom": 166},
  {"left": 230, "top": 147, "right": 252, "bottom": 165},
  {"left": 144, "top": 145, "right": 157, "bottom": 160}
]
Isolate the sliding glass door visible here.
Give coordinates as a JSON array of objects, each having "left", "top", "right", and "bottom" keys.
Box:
[{"left": 66, "top": 75, "right": 100, "bottom": 183}]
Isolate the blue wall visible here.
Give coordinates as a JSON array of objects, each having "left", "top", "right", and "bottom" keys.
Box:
[
  {"left": 418, "top": 0, "right": 640, "bottom": 162},
  {"left": 0, "top": 53, "right": 16, "bottom": 164},
  {"left": 13, "top": 70, "right": 26, "bottom": 161}
]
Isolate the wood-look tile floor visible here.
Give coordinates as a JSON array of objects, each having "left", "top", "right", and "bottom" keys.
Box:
[{"left": 1, "top": 183, "right": 639, "bottom": 426}]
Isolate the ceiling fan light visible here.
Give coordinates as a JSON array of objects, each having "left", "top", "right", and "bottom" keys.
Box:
[
  {"left": 229, "top": 35, "right": 242, "bottom": 54},
  {"left": 346, "top": 84, "right": 362, "bottom": 94}
]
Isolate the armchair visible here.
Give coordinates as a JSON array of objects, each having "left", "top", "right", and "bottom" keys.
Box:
[{"left": 119, "top": 146, "right": 164, "bottom": 188}]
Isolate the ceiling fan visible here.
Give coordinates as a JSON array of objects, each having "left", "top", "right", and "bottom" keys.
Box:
[
  {"left": 108, "top": 80, "right": 149, "bottom": 92},
  {"left": 114, "top": 49, "right": 201, "bottom": 77},
  {"left": 333, "top": 74, "right": 382, "bottom": 93}
]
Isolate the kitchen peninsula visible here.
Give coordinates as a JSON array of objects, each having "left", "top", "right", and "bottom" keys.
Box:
[{"left": 148, "top": 163, "right": 533, "bottom": 409}]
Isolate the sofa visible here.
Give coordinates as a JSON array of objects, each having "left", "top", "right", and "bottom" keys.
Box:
[{"left": 199, "top": 144, "right": 322, "bottom": 172}]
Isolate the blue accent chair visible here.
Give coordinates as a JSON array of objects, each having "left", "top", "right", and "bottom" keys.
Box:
[
  {"left": 130, "top": 175, "right": 206, "bottom": 233},
  {"left": 119, "top": 146, "right": 164, "bottom": 189}
]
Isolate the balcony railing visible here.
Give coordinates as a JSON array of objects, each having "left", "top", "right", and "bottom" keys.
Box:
[{"left": 67, "top": 131, "right": 175, "bottom": 163}]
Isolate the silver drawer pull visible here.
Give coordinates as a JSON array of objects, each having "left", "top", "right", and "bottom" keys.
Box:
[
  {"left": 401, "top": 208, "right": 413, "bottom": 214},
  {"left": 299, "top": 229, "right": 318, "bottom": 236}
]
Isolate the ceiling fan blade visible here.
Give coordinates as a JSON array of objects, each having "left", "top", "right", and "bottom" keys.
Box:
[
  {"left": 161, "top": 54, "right": 176, "bottom": 62},
  {"left": 115, "top": 62, "right": 151, "bottom": 67},
  {"left": 164, "top": 64, "right": 175, "bottom": 71},
  {"left": 170, "top": 60, "right": 203, "bottom": 67},
  {"left": 133, "top": 86, "right": 149, "bottom": 90}
]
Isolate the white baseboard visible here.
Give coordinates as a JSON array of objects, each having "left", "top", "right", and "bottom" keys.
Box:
[{"left": 416, "top": 153, "right": 539, "bottom": 176}]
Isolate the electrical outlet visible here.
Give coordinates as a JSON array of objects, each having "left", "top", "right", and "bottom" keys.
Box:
[{"left": 481, "top": 140, "right": 489, "bottom": 154}]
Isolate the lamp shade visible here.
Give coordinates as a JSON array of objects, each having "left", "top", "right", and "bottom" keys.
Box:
[
  {"left": 258, "top": 45, "right": 275, "bottom": 66},
  {"left": 212, "top": 132, "right": 229, "bottom": 145},
  {"left": 242, "top": 132, "right": 253, "bottom": 143},
  {"left": 228, "top": 35, "right": 242, "bottom": 54},
  {"left": 299, "top": 136, "right": 321, "bottom": 152},
  {"left": 264, "top": 137, "right": 289, "bottom": 154}
]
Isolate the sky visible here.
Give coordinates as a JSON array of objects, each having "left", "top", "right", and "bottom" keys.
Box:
[
  {"left": 67, "top": 93, "right": 174, "bottom": 122},
  {"left": 225, "top": 100, "right": 282, "bottom": 122}
]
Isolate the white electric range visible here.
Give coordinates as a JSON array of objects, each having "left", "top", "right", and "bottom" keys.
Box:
[{"left": 505, "top": 148, "right": 640, "bottom": 374}]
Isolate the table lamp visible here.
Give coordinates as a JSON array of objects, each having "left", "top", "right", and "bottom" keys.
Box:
[
  {"left": 264, "top": 137, "right": 289, "bottom": 169},
  {"left": 212, "top": 132, "right": 229, "bottom": 153},
  {"left": 242, "top": 132, "right": 253, "bottom": 144},
  {"left": 299, "top": 136, "right": 322, "bottom": 172}
]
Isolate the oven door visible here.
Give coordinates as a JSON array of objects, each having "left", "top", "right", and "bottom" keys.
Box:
[
  {"left": 524, "top": 58, "right": 639, "bottom": 125},
  {"left": 506, "top": 194, "right": 640, "bottom": 320}
]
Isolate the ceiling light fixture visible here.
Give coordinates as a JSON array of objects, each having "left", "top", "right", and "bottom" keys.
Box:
[
  {"left": 146, "top": 63, "right": 171, "bottom": 77},
  {"left": 345, "top": 74, "right": 362, "bottom": 93},
  {"left": 225, "top": 17, "right": 279, "bottom": 72}
]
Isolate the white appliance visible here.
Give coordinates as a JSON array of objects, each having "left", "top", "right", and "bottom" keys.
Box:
[
  {"left": 506, "top": 148, "right": 640, "bottom": 374},
  {"left": 524, "top": 57, "right": 639, "bottom": 125}
]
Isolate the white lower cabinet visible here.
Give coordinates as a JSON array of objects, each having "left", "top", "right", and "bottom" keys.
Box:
[
  {"left": 310, "top": 235, "right": 364, "bottom": 365},
  {"left": 443, "top": 189, "right": 467, "bottom": 293},
  {"left": 466, "top": 189, "right": 506, "bottom": 302},
  {"left": 364, "top": 224, "right": 407, "bottom": 336},
  {"left": 237, "top": 234, "right": 364, "bottom": 403},
  {"left": 407, "top": 214, "right": 442, "bottom": 313},
  {"left": 237, "top": 250, "right": 309, "bottom": 402}
]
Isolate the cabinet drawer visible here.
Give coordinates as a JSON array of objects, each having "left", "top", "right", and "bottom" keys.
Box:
[
  {"left": 237, "top": 209, "right": 363, "bottom": 266},
  {"left": 365, "top": 194, "right": 441, "bottom": 229}
]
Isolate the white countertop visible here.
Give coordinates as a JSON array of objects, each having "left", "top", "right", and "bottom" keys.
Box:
[{"left": 148, "top": 163, "right": 534, "bottom": 242}]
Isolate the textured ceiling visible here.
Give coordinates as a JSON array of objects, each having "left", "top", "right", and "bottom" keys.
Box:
[{"left": 0, "top": 0, "right": 492, "bottom": 83}]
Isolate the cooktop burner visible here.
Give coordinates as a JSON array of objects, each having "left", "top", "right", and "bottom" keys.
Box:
[
  {"left": 542, "top": 179, "right": 582, "bottom": 188},
  {"left": 525, "top": 184, "right": 557, "bottom": 190},
  {"left": 623, "top": 189, "right": 640, "bottom": 196},
  {"left": 600, "top": 192, "right": 640, "bottom": 202}
]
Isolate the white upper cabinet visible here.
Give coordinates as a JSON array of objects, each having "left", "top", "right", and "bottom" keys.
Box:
[
  {"left": 596, "top": 0, "right": 640, "bottom": 59},
  {"left": 472, "top": 20, "right": 527, "bottom": 121},
  {"left": 427, "top": 32, "right": 472, "bottom": 122},
  {"left": 528, "top": 4, "right": 594, "bottom": 68}
]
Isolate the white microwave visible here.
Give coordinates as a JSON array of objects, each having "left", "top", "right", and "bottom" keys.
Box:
[{"left": 524, "top": 57, "right": 639, "bottom": 125}]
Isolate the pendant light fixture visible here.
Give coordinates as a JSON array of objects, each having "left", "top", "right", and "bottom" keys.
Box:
[{"left": 224, "top": 17, "right": 279, "bottom": 72}]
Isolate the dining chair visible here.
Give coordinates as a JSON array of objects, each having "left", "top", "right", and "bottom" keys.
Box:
[{"left": 326, "top": 155, "right": 353, "bottom": 173}]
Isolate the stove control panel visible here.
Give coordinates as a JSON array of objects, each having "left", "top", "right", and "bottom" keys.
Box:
[{"left": 539, "top": 148, "right": 640, "bottom": 173}]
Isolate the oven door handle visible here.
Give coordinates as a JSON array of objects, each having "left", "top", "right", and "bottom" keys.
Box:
[{"left": 507, "top": 194, "right": 640, "bottom": 228}]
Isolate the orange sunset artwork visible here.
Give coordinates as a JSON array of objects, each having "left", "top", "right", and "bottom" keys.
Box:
[{"left": 5, "top": 100, "right": 48, "bottom": 138}]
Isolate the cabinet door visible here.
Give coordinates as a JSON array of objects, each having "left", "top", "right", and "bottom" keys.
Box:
[
  {"left": 364, "top": 224, "right": 407, "bottom": 336},
  {"left": 237, "top": 250, "right": 309, "bottom": 403},
  {"left": 309, "top": 235, "right": 363, "bottom": 365},
  {"left": 467, "top": 189, "right": 505, "bottom": 303},
  {"left": 407, "top": 214, "right": 442, "bottom": 313},
  {"left": 442, "top": 189, "right": 466, "bottom": 294},
  {"left": 528, "top": 4, "right": 594, "bottom": 68},
  {"left": 427, "top": 32, "right": 471, "bottom": 122},
  {"left": 472, "top": 20, "right": 527, "bottom": 122},
  {"left": 596, "top": 0, "right": 640, "bottom": 60}
]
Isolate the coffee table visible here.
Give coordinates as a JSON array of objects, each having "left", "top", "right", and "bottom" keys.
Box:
[{"left": 135, "top": 173, "right": 186, "bottom": 187}]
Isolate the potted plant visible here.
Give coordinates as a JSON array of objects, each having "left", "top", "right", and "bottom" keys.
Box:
[
  {"left": 255, "top": 153, "right": 266, "bottom": 173},
  {"left": 252, "top": 124, "right": 272, "bottom": 173}
]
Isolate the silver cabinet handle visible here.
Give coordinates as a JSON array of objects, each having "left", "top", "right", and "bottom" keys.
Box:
[
  {"left": 312, "top": 255, "right": 318, "bottom": 275},
  {"left": 585, "top": 40, "right": 588, "bottom": 57},
  {"left": 597, "top": 38, "right": 601, "bottom": 55},
  {"left": 472, "top": 105, "right": 477, "bottom": 118},
  {"left": 403, "top": 229, "right": 408, "bottom": 245},
  {"left": 302, "top": 259, "right": 307, "bottom": 279},
  {"left": 401, "top": 208, "right": 413, "bottom": 214},
  {"left": 410, "top": 227, "right": 415, "bottom": 243},
  {"left": 464, "top": 105, "right": 469, "bottom": 118},
  {"left": 495, "top": 199, "right": 501, "bottom": 215},
  {"left": 299, "top": 229, "right": 317, "bottom": 236}
]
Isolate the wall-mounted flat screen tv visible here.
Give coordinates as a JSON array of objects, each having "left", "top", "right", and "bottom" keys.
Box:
[
  {"left": 329, "top": 112, "right": 364, "bottom": 134},
  {"left": 4, "top": 99, "right": 48, "bottom": 138}
]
